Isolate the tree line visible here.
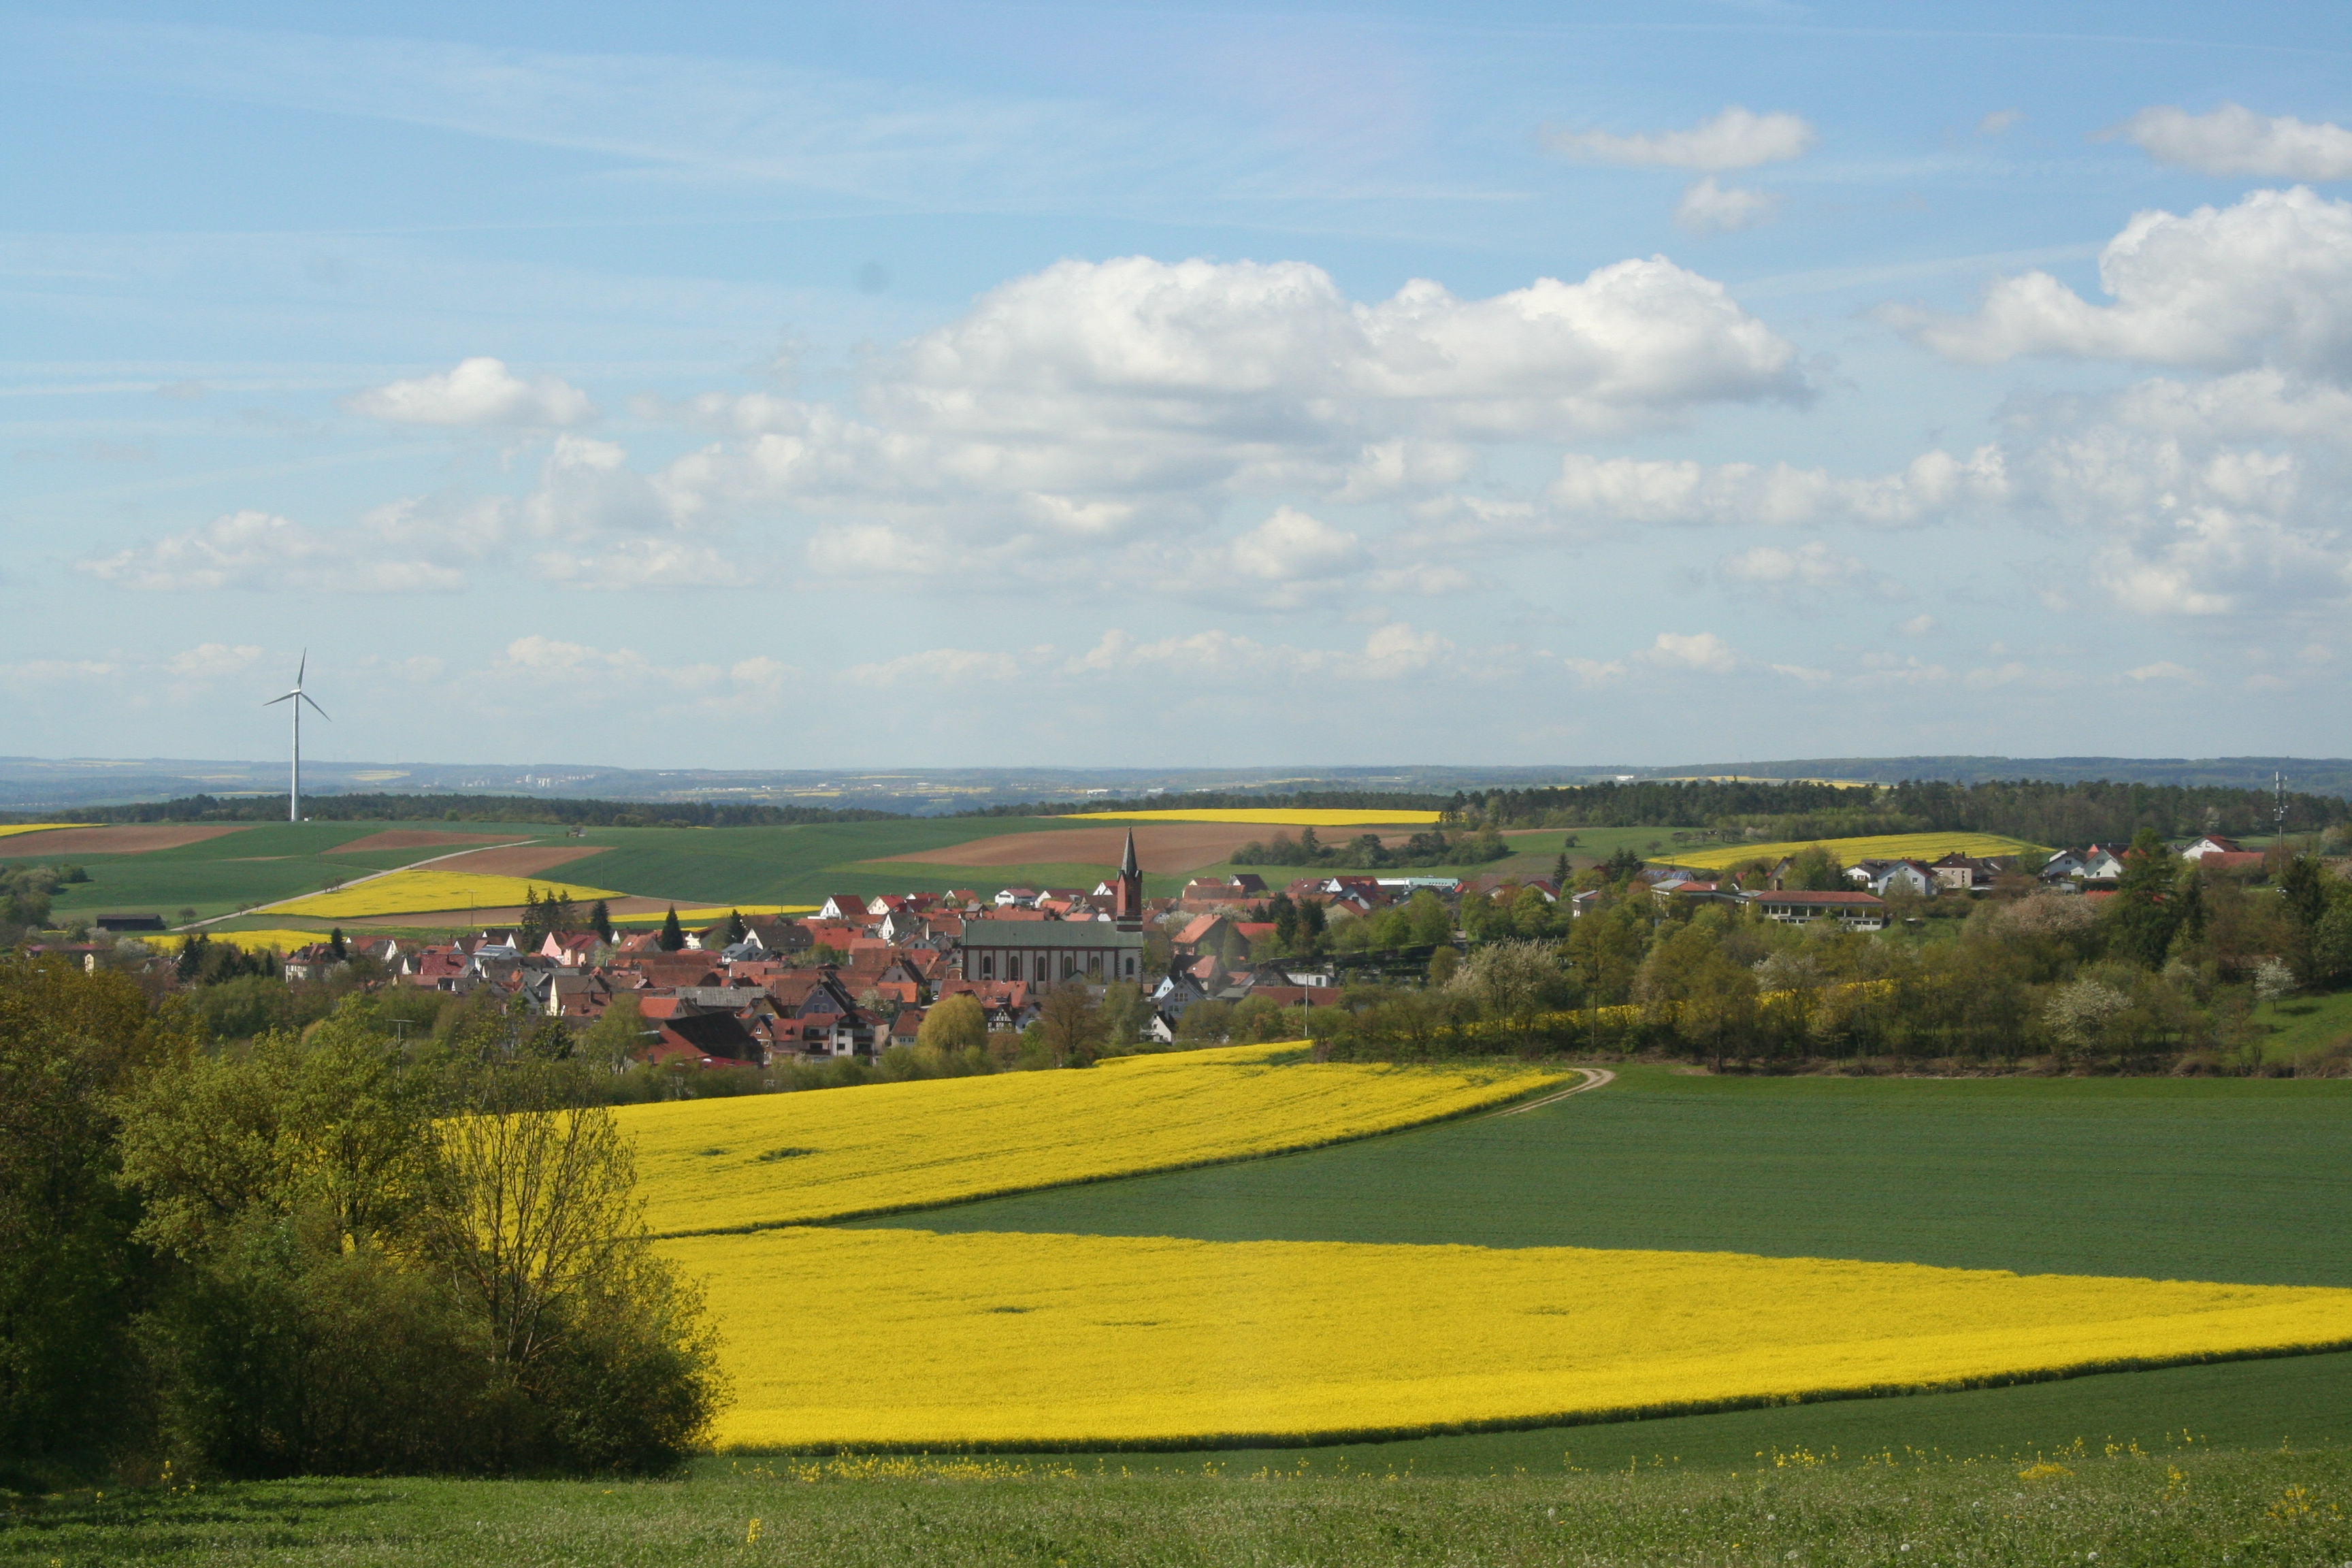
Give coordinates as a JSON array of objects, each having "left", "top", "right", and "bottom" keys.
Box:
[
  {"left": 1227, "top": 825, "right": 1509, "bottom": 870},
  {"left": 1307, "top": 834, "right": 2352, "bottom": 1076},
  {"left": 0, "top": 958, "right": 723, "bottom": 1482}
]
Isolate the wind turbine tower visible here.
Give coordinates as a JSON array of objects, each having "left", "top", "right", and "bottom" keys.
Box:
[{"left": 264, "top": 653, "right": 330, "bottom": 823}]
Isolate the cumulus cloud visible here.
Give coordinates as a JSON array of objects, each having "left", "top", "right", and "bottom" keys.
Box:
[
  {"left": 78, "top": 502, "right": 497, "bottom": 593},
  {"left": 2127, "top": 661, "right": 2197, "bottom": 682},
  {"left": 1719, "top": 541, "right": 1865, "bottom": 589},
  {"left": 1642, "top": 631, "right": 1740, "bottom": 673},
  {"left": 1544, "top": 106, "right": 1816, "bottom": 171},
  {"left": 2092, "top": 510, "right": 2349, "bottom": 617},
  {"left": 166, "top": 642, "right": 265, "bottom": 679},
  {"left": 1067, "top": 621, "right": 1464, "bottom": 684},
  {"left": 1882, "top": 187, "right": 2352, "bottom": 376},
  {"left": 847, "top": 647, "right": 1036, "bottom": 686},
  {"left": 1550, "top": 446, "right": 2006, "bottom": 529},
  {"left": 2113, "top": 103, "right": 2352, "bottom": 181},
  {"left": 1978, "top": 109, "right": 2025, "bottom": 137},
  {"left": 1674, "top": 177, "right": 1782, "bottom": 235},
  {"left": 348, "top": 357, "right": 596, "bottom": 427},
  {"left": 489, "top": 636, "right": 798, "bottom": 700}
]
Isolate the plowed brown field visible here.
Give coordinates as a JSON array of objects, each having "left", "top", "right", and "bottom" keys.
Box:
[
  {"left": 326, "top": 830, "right": 525, "bottom": 855},
  {"left": 423, "top": 844, "right": 612, "bottom": 877},
  {"left": 876, "top": 822, "right": 1416, "bottom": 873},
  {"left": 3, "top": 824, "right": 250, "bottom": 855}
]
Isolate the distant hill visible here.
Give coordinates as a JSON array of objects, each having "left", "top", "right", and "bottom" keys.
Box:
[{"left": 1639, "top": 757, "right": 2352, "bottom": 798}]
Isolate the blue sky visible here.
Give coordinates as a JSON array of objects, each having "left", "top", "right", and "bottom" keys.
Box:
[{"left": 5, "top": 1, "right": 2350, "bottom": 770}]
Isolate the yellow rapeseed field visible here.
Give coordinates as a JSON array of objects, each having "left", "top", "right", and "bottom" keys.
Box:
[
  {"left": 0, "top": 823, "right": 75, "bottom": 840},
  {"left": 146, "top": 928, "right": 329, "bottom": 954},
  {"left": 1066, "top": 808, "right": 1442, "bottom": 826},
  {"left": 621, "top": 1042, "right": 1567, "bottom": 1235},
  {"left": 1667, "top": 832, "right": 2044, "bottom": 873},
  {"left": 668, "top": 1228, "right": 2352, "bottom": 1450},
  {"left": 608, "top": 904, "right": 818, "bottom": 924},
  {"left": 268, "top": 869, "right": 624, "bottom": 919}
]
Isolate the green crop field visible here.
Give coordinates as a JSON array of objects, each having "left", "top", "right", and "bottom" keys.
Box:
[
  {"left": 875, "top": 1066, "right": 2352, "bottom": 1286},
  {"left": 14, "top": 821, "right": 564, "bottom": 921},
  {"left": 843, "top": 1066, "right": 2352, "bottom": 1471}
]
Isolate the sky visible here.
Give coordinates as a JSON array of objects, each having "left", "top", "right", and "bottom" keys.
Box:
[{"left": 4, "top": 0, "right": 2350, "bottom": 772}]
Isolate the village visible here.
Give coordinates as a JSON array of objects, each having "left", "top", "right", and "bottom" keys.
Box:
[{"left": 229, "top": 830, "right": 2253, "bottom": 1076}]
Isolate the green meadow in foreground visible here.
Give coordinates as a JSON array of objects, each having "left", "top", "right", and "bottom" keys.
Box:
[{"left": 6, "top": 1443, "right": 2345, "bottom": 1567}]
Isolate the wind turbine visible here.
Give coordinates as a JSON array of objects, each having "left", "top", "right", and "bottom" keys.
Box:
[{"left": 263, "top": 652, "right": 329, "bottom": 823}]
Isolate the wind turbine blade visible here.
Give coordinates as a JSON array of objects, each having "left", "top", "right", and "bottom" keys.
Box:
[
  {"left": 297, "top": 649, "right": 308, "bottom": 685},
  {"left": 264, "top": 691, "right": 296, "bottom": 706},
  {"left": 300, "top": 691, "right": 331, "bottom": 721}
]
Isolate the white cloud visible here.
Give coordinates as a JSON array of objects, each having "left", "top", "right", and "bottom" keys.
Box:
[
  {"left": 2114, "top": 103, "right": 2352, "bottom": 181},
  {"left": 1544, "top": 106, "right": 1816, "bottom": 171},
  {"left": 167, "top": 642, "right": 265, "bottom": 679},
  {"left": 1066, "top": 621, "right": 1464, "bottom": 684},
  {"left": 1771, "top": 663, "right": 1833, "bottom": 685},
  {"left": 1674, "top": 176, "right": 1782, "bottom": 235},
  {"left": 847, "top": 647, "right": 1034, "bottom": 686},
  {"left": 1550, "top": 446, "right": 2006, "bottom": 529},
  {"left": 2092, "top": 509, "right": 2349, "bottom": 617},
  {"left": 1224, "top": 507, "right": 1367, "bottom": 583},
  {"left": 1899, "top": 615, "right": 1938, "bottom": 636},
  {"left": 1978, "top": 109, "right": 2025, "bottom": 137},
  {"left": 348, "top": 356, "right": 595, "bottom": 427},
  {"left": 78, "top": 503, "right": 495, "bottom": 593},
  {"left": 1720, "top": 541, "right": 1864, "bottom": 588},
  {"left": 1642, "top": 631, "right": 1740, "bottom": 673},
  {"left": 1883, "top": 187, "right": 2352, "bottom": 376},
  {"left": 2127, "top": 661, "right": 2197, "bottom": 681},
  {"left": 1562, "top": 657, "right": 1628, "bottom": 687}
]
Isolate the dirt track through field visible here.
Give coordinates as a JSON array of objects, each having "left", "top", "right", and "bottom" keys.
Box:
[
  {"left": 0, "top": 824, "right": 250, "bottom": 855},
  {"left": 421, "top": 844, "right": 611, "bottom": 877},
  {"left": 326, "top": 830, "right": 523, "bottom": 855},
  {"left": 878, "top": 822, "right": 1419, "bottom": 873}
]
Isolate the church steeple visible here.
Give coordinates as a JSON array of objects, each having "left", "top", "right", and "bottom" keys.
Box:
[{"left": 1115, "top": 828, "right": 1143, "bottom": 928}]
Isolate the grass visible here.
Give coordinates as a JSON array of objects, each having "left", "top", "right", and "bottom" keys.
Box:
[
  {"left": 2252, "top": 987, "right": 2352, "bottom": 1062},
  {"left": 866, "top": 1065, "right": 2352, "bottom": 1287},
  {"left": 572, "top": 819, "right": 1111, "bottom": 907},
  {"left": 7, "top": 1443, "right": 2347, "bottom": 1565}
]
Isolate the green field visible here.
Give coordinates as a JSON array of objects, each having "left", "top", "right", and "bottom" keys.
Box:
[
  {"left": 10, "top": 1443, "right": 2346, "bottom": 1565},
  {"left": 14, "top": 820, "right": 564, "bottom": 922},
  {"left": 870, "top": 1066, "right": 2352, "bottom": 1286}
]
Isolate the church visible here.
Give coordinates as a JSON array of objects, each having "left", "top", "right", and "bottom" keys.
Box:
[{"left": 958, "top": 830, "right": 1149, "bottom": 987}]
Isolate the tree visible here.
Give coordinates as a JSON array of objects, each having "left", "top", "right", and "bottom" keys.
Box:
[
  {"left": 329, "top": 927, "right": 348, "bottom": 961},
  {"left": 1269, "top": 892, "right": 1301, "bottom": 951},
  {"left": 1427, "top": 945, "right": 1462, "bottom": 988},
  {"left": 519, "top": 887, "right": 548, "bottom": 950},
  {"left": 1406, "top": 889, "right": 1453, "bottom": 947},
  {"left": 1296, "top": 898, "right": 1327, "bottom": 951},
  {"left": 1553, "top": 851, "right": 1572, "bottom": 887},
  {"left": 581, "top": 994, "right": 649, "bottom": 1075},
  {"left": 917, "top": 994, "right": 988, "bottom": 1054},
  {"left": 1035, "top": 982, "right": 1109, "bottom": 1066},
  {"left": 1098, "top": 981, "right": 1152, "bottom": 1048},
  {"left": 657, "top": 906, "right": 686, "bottom": 952},
  {"left": 0, "top": 958, "right": 188, "bottom": 1461},
  {"left": 726, "top": 909, "right": 748, "bottom": 943},
  {"left": 589, "top": 900, "right": 614, "bottom": 944}
]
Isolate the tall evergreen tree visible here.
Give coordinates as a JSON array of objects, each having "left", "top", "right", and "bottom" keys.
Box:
[
  {"left": 657, "top": 906, "right": 686, "bottom": 952},
  {"left": 588, "top": 899, "right": 614, "bottom": 943}
]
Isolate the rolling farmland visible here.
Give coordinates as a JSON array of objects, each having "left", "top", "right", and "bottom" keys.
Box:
[
  {"left": 674, "top": 1226, "right": 2352, "bottom": 1450},
  {"left": 894, "top": 1066, "right": 2352, "bottom": 1286},
  {"left": 268, "top": 868, "right": 625, "bottom": 919},
  {"left": 621, "top": 1043, "right": 1570, "bottom": 1234}
]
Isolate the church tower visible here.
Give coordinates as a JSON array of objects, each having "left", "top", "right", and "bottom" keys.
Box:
[{"left": 1114, "top": 828, "right": 1144, "bottom": 930}]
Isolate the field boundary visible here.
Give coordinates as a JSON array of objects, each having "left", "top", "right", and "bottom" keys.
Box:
[
  {"left": 651, "top": 1060, "right": 1590, "bottom": 1241},
  {"left": 704, "top": 1337, "right": 2352, "bottom": 1456}
]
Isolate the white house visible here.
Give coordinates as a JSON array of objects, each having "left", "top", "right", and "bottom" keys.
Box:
[
  {"left": 2180, "top": 835, "right": 2243, "bottom": 861},
  {"left": 1847, "top": 859, "right": 1937, "bottom": 898}
]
